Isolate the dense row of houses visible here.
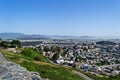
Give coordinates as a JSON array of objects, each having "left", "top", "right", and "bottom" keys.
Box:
[{"left": 34, "top": 40, "right": 120, "bottom": 76}]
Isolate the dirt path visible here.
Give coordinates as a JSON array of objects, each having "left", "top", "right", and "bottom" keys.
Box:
[{"left": 72, "top": 70, "right": 94, "bottom": 80}]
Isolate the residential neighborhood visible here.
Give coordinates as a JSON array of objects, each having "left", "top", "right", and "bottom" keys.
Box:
[{"left": 32, "top": 39, "right": 120, "bottom": 76}]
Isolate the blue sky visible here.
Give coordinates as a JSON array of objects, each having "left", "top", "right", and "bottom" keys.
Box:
[{"left": 0, "top": 0, "right": 120, "bottom": 36}]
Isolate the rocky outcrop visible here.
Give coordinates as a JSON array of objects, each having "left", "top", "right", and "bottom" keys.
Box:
[{"left": 0, "top": 61, "right": 48, "bottom": 80}]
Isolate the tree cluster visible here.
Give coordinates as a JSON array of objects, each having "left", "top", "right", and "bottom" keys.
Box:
[{"left": 0, "top": 39, "right": 21, "bottom": 48}]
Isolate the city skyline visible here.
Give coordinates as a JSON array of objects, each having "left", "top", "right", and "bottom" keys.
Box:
[{"left": 0, "top": 0, "right": 120, "bottom": 36}]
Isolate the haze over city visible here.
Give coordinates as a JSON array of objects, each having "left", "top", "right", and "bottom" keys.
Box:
[{"left": 0, "top": 0, "right": 120, "bottom": 37}]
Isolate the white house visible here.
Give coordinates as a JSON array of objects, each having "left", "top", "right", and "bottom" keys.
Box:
[{"left": 56, "top": 55, "right": 64, "bottom": 64}]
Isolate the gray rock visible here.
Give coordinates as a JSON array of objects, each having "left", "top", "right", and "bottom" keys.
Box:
[{"left": 0, "top": 61, "right": 48, "bottom": 80}]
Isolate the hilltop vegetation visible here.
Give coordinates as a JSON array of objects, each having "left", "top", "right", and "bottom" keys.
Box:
[{"left": 0, "top": 39, "right": 21, "bottom": 48}]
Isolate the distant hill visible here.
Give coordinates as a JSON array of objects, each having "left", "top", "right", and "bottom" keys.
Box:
[
  {"left": 0, "top": 33, "right": 49, "bottom": 40},
  {"left": 96, "top": 41, "right": 117, "bottom": 45},
  {"left": 49, "top": 36, "right": 93, "bottom": 39},
  {"left": 19, "top": 35, "right": 50, "bottom": 40},
  {"left": 0, "top": 33, "right": 93, "bottom": 40},
  {"left": 0, "top": 33, "right": 24, "bottom": 40}
]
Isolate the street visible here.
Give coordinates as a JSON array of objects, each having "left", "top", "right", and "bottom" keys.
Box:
[{"left": 72, "top": 70, "right": 94, "bottom": 80}]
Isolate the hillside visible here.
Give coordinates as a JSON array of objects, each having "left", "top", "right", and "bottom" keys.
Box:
[
  {"left": 0, "top": 33, "right": 93, "bottom": 40},
  {"left": 1, "top": 48, "right": 85, "bottom": 80},
  {"left": 96, "top": 41, "right": 117, "bottom": 45},
  {"left": 0, "top": 33, "right": 24, "bottom": 40},
  {"left": 0, "top": 33, "right": 49, "bottom": 40}
]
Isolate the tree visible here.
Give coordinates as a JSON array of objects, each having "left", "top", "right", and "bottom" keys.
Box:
[
  {"left": 52, "top": 53, "right": 60, "bottom": 61},
  {"left": 21, "top": 48, "right": 33, "bottom": 57},
  {"left": 44, "top": 46, "right": 50, "bottom": 52},
  {"left": 51, "top": 46, "right": 61, "bottom": 52},
  {"left": 0, "top": 41, "right": 10, "bottom": 48},
  {"left": 11, "top": 40, "right": 21, "bottom": 48},
  {"left": 0, "top": 38, "right": 2, "bottom": 43}
]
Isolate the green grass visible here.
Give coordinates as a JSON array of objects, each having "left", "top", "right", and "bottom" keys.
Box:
[
  {"left": 1, "top": 48, "right": 85, "bottom": 80},
  {"left": 1, "top": 48, "right": 49, "bottom": 63},
  {"left": 21, "top": 61, "right": 84, "bottom": 80}
]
